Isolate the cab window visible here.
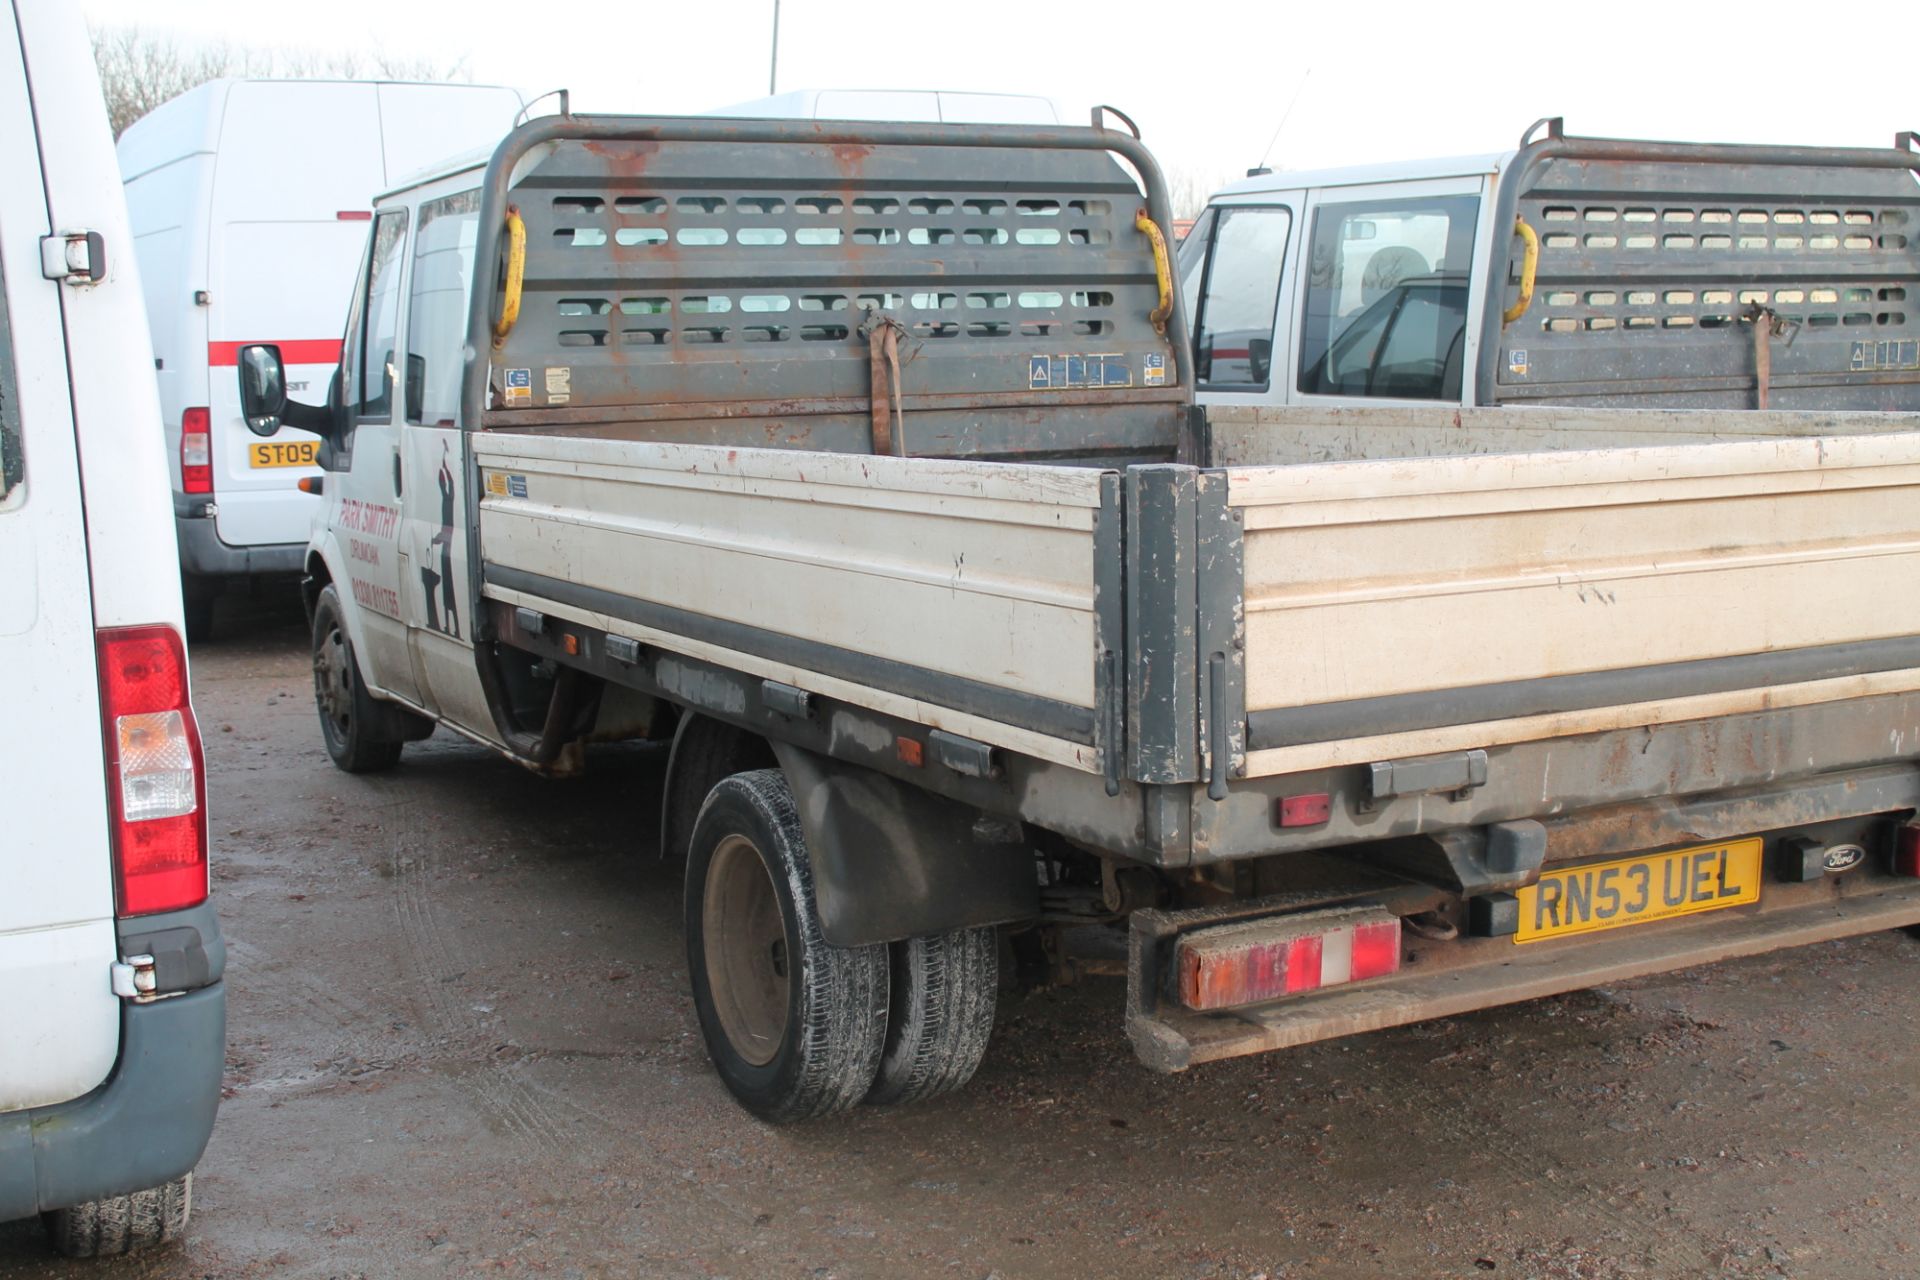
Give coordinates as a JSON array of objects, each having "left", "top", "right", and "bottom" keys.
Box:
[
  {"left": 1176, "top": 207, "right": 1214, "bottom": 332},
  {"left": 350, "top": 209, "right": 409, "bottom": 421},
  {"left": 1188, "top": 206, "right": 1293, "bottom": 390},
  {"left": 405, "top": 190, "right": 481, "bottom": 428},
  {"left": 1298, "top": 195, "right": 1478, "bottom": 400}
]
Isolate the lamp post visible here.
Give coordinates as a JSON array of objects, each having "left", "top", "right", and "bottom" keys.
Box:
[{"left": 769, "top": 0, "right": 780, "bottom": 95}]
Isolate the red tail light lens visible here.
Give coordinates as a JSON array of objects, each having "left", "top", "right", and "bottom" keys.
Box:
[
  {"left": 98, "top": 625, "right": 207, "bottom": 915},
  {"left": 1175, "top": 906, "right": 1401, "bottom": 1012},
  {"left": 180, "top": 406, "right": 211, "bottom": 495}
]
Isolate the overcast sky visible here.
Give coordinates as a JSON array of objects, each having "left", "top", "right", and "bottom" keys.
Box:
[{"left": 78, "top": 0, "right": 1919, "bottom": 190}]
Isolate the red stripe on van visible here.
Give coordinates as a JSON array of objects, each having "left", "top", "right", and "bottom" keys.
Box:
[{"left": 207, "top": 339, "right": 343, "bottom": 367}]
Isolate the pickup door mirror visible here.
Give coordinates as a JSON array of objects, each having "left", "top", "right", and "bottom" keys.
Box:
[{"left": 237, "top": 343, "right": 287, "bottom": 436}]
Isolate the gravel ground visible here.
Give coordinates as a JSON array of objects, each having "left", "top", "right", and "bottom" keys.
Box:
[{"left": 4, "top": 592, "right": 1919, "bottom": 1280}]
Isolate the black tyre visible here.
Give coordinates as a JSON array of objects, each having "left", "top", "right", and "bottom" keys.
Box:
[
  {"left": 866, "top": 926, "right": 998, "bottom": 1106},
  {"left": 180, "top": 575, "right": 218, "bottom": 644},
  {"left": 44, "top": 1174, "right": 191, "bottom": 1257},
  {"left": 311, "top": 583, "right": 405, "bottom": 773},
  {"left": 685, "top": 769, "right": 888, "bottom": 1122}
]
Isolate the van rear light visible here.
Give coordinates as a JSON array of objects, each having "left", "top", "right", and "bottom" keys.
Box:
[
  {"left": 180, "top": 406, "right": 212, "bottom": 495},
  {"left": 97, "top": 625, "right": 207, "bottom": 916},
  {"left": 1175, "top": 905, "right": 1401, "bottom": 1012}
]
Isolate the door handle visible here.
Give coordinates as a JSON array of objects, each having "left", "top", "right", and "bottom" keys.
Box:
[{"left": 392, "top": 446, "right": 403, "bottom": 496}]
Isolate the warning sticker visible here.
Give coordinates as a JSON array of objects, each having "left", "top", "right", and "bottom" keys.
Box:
[
  {"left": 545, "top": 366, "right": 572, "bottom": 405},
  {"left": 1851, "top": 339, "right": 1920, "bottom": 372},
  {"left": 484, "top": 472, "right": 509, "bottom": 497},
  {"left": 507, "top": 474, "right": 528, "bottom": 499},
  {"left": 1508, "top": 348, "right": 1531, "bottom": 378},
  {"left": 504, "top": 367, "right": 532, "bottom": 407},
  {"left": 1028, "top": 353, "right": 1133, "bottom": 390},
  {"left": 1144, "top": 352, "right": 1166, "bottom": 386}
]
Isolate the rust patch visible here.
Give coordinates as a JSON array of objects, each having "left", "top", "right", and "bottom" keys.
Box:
[
  {"left": 829, "top": 142, "right": 873, "bottom": 170},
  {"left": 579, "top": 138, "right": 661, "bottom": 173}
]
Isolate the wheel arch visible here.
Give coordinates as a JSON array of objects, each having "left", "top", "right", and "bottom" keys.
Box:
[
  {"left": 767, "top": 741, "right": 1039, "bottom": 948},
  {"left": 301, "top": 538, "right": 378, "bottom": 675},
  {"left": 661, "top": 714, "right": 779, "bottom": 869},
  {"left": 665, "top": 717, "right": 1041, "bottom": 948}
]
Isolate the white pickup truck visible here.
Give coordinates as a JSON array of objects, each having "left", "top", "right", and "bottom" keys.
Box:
[{"left": 238, "top": 113, "right": 1920, "bottom": 1121}]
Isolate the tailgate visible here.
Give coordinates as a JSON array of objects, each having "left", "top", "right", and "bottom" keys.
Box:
[{"left": 1232, "top": 431, "right": 1920, "bottom": 777}]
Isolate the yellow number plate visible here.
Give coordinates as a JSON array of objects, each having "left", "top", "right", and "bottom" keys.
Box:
[
  {"left": 248, "top": 440, "right": 317, "bottom": 468},
  {"left": 1514, "top": 838, "right": 1763, "bottom": 944}
]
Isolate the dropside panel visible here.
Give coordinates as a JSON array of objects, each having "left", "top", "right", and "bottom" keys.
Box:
[
  {"left": 1231, "top": 430, "right": 1920, "bottom": 775},
  {"left": 474, "top": 433, "right": 1110, "bottom": 770}
]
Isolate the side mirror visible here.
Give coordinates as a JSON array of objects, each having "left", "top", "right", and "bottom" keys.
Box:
[
  {"left": 1248, "top": 337, "right": 1272, "bottom": 384},
  {"left": 237, "top": 343, "right": 287, "bottom": 436}
]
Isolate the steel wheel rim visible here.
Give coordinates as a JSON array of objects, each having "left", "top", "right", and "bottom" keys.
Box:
[
  {"left": 703, "top": 833, "right": 791, "bottom": 1068},
  {"left": 315, "top": 623, "right": 353, "bottom": 741}
]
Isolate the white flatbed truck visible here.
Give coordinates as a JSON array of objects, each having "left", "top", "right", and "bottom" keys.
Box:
[{"left": 238, "top": 112, "right": 1920, "bottom": 1120}]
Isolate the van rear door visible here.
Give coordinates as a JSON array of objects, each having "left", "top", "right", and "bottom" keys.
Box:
[
  {"left": 207, "top": 81, "right": 384, "bottom": 551},
  {"left": 0, "top": 8, "right": 120, "bottom": 1112}
]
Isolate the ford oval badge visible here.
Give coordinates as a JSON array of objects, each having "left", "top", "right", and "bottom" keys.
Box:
[{"left": 1823, "top": 843, "right": 1866, "bottom": 873}]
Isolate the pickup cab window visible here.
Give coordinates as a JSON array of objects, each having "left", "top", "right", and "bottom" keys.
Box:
[
  {"left": 1298, "top": 195, "right": 1478, "bottom": 400},
  {"left": 405, "top": 190, "right": 480, "bottom": 428},
  {"left": 1188, "top": 206, "right": 1293, "bottom": 389}
]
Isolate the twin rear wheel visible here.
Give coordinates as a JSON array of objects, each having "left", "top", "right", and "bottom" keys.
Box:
[{"left": 684, "top": 770, "right": 998, "bottom": 1122}]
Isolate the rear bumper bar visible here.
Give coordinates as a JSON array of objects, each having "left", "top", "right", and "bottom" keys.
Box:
[
  {"left": 0, "top": 981, "right": 225, "bottom": 1221},
  {"left": 1127, "top": 879, "right": 1920, "bottom": 1072},
  {"left": 174, "top": 507, "right": 304, "bottom": 580}
]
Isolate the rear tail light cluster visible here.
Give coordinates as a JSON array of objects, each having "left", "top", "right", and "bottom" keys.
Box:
[
  {"left": 1897, "top": 823, "right": 1920, "bottom": 878},
  {"left": 1175, "top": 905, "right": 1401, "bottom": 1012},
  {"left": 98, "top": 625, "right": 207, "bottom": 915},
  {"left": 180, "top": 406, "right": 211, "bottom": 495}
]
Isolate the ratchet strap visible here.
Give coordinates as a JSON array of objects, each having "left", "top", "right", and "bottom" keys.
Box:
[{"left": 861, "top": 312, "right": 909, "bottom": 456}]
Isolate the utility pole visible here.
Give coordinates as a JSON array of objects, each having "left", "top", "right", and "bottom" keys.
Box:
[{"left": 769, "top": 0, "right": 780, "bottom": 95}]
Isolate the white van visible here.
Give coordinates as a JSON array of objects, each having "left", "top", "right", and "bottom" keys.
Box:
[
  {"left": 710, "top": 88, "right": 1062, "bottom": 125},
  {"left": 117, "top": 77, "right": 526, "bottom": 639},
  {"left": 1, "top": 0, "right": 223, "bottom": 1257}
]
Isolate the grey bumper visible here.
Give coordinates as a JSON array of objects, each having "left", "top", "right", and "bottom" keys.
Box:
[
  {"left": 0, "top": 904, "right": 226, "bottom": 1223},
  {"left": 174, "top": 501, "right": 304, "bottom": 579}
]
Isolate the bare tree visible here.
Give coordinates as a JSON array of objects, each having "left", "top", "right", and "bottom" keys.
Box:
[
  {"left": 91, "top": 25, "right": 471, "bottom": 139},
  {"left": 1166, "top": 166, "right": 1244, "bottom": 222}
]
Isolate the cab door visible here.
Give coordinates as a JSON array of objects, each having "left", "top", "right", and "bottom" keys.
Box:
[
  {"left": 1185, "top": 196, "right": 1302, "bottom": 409},
  {"left": 325, "top": 207, "right": 421, "bottom": 705},
  {"left": 397, "top": 188, "right": 495, "bottom": 736}
]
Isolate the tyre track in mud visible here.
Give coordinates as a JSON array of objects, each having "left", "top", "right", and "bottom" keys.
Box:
[
  {"left": 367, "top": 776, "right": 577, "bottom": 1156},
  {"left": 363, "top": 773, "right": 776, "bottom": 1250},
  {"left": 221, "top": 935, "right": 396, "bottom": 1092}
]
